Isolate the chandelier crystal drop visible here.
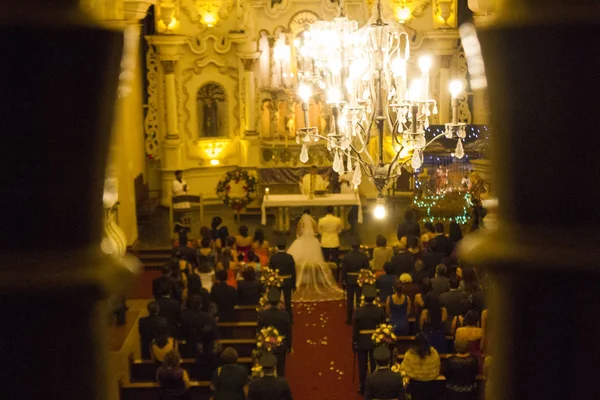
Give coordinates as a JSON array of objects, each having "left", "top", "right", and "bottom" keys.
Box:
[{"left": 294, "top": 0, "right": 468, "bottom": 194}]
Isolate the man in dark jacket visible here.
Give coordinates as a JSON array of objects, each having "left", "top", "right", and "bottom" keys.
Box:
[
  {"left": 390, "top": 247, "right": 416, "bottom": 277},
  {"left": 211, "top": 269, "right": 237, "bottom": 322},
  {"left": 353, "top": 285, "right": 386, "bottom": 395},
  {"left": 375, "top": 262, "right": 398, "bottom": 303},
  {"left": 269, "top": 237, "right": 296, "bottom": 322},
  {"left": 180, "top": 295, "right": 219, "bottom": 379},
  {"left": 439, "top": 277, "right": 468, "bottom": 332},
  {"left": 257, "top": 288, "right": 292, "bottom": 377},
  {"left": 342, "top": 237, "right": 370, "bottom": 324},
  {"left": 431, "top": 264, "right": 450, "bottom": 296},
  {"left": 138, "top": 301, "right": 167, "bottom": 359},
  {"left": 156, "top": 285, "right": 181, "bottom": 335},
  {"left": 152, "top": 263, "right": 182, "bottom": 301},
  {"left": 365, "top": 346, "right": 405, "bottom": 400},
  {"left": 248, "top": 353, "right": 293, "bottom": 400},
  {"left": 428, "top": 222, "right": 453, "bottom": 257},
  {"left": 396, "top": 209, "right": 420, "bottom": 242}
]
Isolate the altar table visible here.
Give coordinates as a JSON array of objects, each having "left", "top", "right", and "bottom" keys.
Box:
[{"left": 261, "top": 194, "right": 363, "bottom": 232}]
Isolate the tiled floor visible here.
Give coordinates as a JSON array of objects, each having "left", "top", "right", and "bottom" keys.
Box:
[{"left": 137, "top": 197, "right": 413, "bottom": 249}]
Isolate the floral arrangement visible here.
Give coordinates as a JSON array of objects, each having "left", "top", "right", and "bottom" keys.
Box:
[
  {"left": 256, "top": 326, "right": 284, "bottom": 352},
  {"left": 259, "top": 267, "right": 283, "bottom": 289},
  {"left": 359, "top": 295, "right": 383, "bottom": 308},
  {"left": 371, "top": 323, "right": 397, "bottom": 346},
  {"left": 216, "top": 168, "right": 258, "bottom": 211},
  {"left": 250, "top": 363, "right": 263, "bottom": 379},
  {"left": 357, "top": 269, "right": 376, "bottom": 287},
  {"left": 256, "top": 293, "right": 269, "bottom": 312}
]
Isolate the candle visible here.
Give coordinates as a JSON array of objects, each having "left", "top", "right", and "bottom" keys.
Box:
[{"left": 265, "top": 188, "right": 270, "bottom": 198}]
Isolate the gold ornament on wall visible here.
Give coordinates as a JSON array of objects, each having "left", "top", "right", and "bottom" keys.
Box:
[{"left": 157, "top": 0, "right": 181, "bottom": 33}]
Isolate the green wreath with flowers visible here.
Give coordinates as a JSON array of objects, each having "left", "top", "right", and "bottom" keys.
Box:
[{"left": 216, "top": 168, "right": 258, "bottom": 211}]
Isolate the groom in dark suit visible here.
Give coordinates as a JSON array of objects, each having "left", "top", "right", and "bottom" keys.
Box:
[{"left": 269, "top": 236, "right": 296, "bottom": 323}]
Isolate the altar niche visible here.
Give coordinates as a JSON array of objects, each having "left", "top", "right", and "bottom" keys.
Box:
[{"left": 197, "top": 83, "right": 227, "bottom": 137}]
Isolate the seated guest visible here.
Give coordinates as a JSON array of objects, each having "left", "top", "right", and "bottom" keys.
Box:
[
  {"left": 411, "top": 260, "right": 430, "bottom": 287},
  {"left": 443, "top": 339, "right": 479, "bottom": 400},
  {"left": 246, "top": 250, "right": 262, "bottom": 278},
  {"left": 431, "top": 264, "right": 450, "bottom": 296},
  {"left": 180, "top": 295, "right": 219, "bottom": 380},
  {"left": 218, "top": 248, "right": 238, "bottom": 289},
  {"left": 365, "top": 346, "right": 405, "bottom": 400},
  {"left": 156, "top": 285, "right": 182, "bottom": 335},
  {"left": 459, "top": 267, "right": 482, "bottom": 295},
  {"left": 211, "top": 269, "right": 237, "bottom": 322},
  {"left": 251, "top": 228, "right": 270, "bottom": 266},
  {"left": 237, "top": 266, "right": 261, "bottom": 305},
  {"left": 421, "top": 240, "right": 443, "bottom": 277},
  {"left": 413, "top": 278, "right": 433, "bottom": 318},
  {"left": 420, "top": 222, "right": 437, "bottom": 249},
  {"left": 151, "top": 320, "right": 176, "bottom": 363},
  {"left": 153, "top": 263, "right": 182, "bottom": 302},
  {"left": 211, "top": 216, "right": 229, "bottom": 253},
  {"left": 199, "top": 226, "right": 213, "bottom": 246},
  {"left": 448, "top": 220, "right": 463, "bottom": 245},
  {"left": 399, "top": 273, "right": 420, "bottom": 317},
  {"left": 439, "top": 277, "right": 468, "bottom": 333},
  {"left": 138, "top": 301, "right": 167, "bottom": 360},
  {"left": 386, "top": 281, "right": 411, "bottom": 336},
  {"left": 195, "top": 254, "right": 215, "bottom": 293},
  {"left": 376, "top": 261, "right": 398, "bottom": 303},
  {"left": 450, "top": 298, "right": 475, "bottom": 335},
  {"left": 397, "top": 209, "right": 420, "bottom": 243},
  {"left": 400, "top": 333, "right": 440, "bottom": 400},
  {"left": 372, "top": 235, "right": 394, "bottom": 273},
  {"left": 211, "top": 347, "right": 249, "bottom": 400},
  {"left": 455, "top": 310, "right": 483, "bottom": 369},
  {"left": 235, "top": 225, "right": 253, "bottom": 261},
  {"left": 406, "top": 236, "right": 421, "bottom": 259},
  {"left": 198, "top": 237, "right": 216, "bottom": 265},
  {"left": 420, "top": 294, "right": 448, "bottom": 354},
  {"left": 156, "top": 350, "right": 190, "bottom": 400},
  {"left": 390, "top": 244, "right": 416, "bottom": 277},
  {"left": 429, "top": 222, "right": 453, "bottom": 257}
]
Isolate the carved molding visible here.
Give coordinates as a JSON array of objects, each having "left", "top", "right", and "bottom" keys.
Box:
[
  {"left": 162, "top": 60, "right": 176, "bottom": 74},
  {"left": 457, "top": 47, "right": 472, "bottom": 124},
  {"left": 144, "top": 45, "right": 161, "bottom": 160},
  {"left": 288, "top": 10, "right": 320, "bottom": 36},
  {"left": 440, "top": 54, "right": 452, "bottom": 69},
  {"left": 187, "top": 33, "right": 233, "bottom": 55},
  {"left": 411, "top": 0, "right": 433, "bottom": 18},
  {"left": 240, "top": 57, "right": 258, "bottom": 71},
  {"left": 264, "top": 0, "right": 292, "bottom": 20}
]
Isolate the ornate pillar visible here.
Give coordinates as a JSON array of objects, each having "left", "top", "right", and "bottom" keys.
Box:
[
  {"left": 268, "top": 36, "right": 277, "bottom": 88},
  {"left": 438, "top": 55, "right": 452, "bottom": 124},
  {"left": 239, "top": 53, "right": 260, "bottom": 136},
  {"left": 462, "top": 1, "right": 600, "bottom": 399},
  {"left": 468, "top": 0, "right": 494, "bottom": 124}
]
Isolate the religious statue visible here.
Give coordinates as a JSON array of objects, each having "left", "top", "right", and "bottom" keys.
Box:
[
  {"left": 203, "top": 98, "right": 219, "bottom": 137},
  {"left": 285, "top": 114, "right": 295, "bottom": 137}
]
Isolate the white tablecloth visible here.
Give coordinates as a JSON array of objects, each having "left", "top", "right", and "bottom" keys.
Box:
[{"left": 261, "top": 194, "right": 363, "bottom": 225}]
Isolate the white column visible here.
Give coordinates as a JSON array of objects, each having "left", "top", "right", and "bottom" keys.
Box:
[
  {"left": 439, "top": 55, "right": 452, "bottom": 124},
  {"left": 239, "top": 54, "right": 259, "bottom": 135},
  {"left": 162, "top": 60, "right": 179, "bottom": 139}
]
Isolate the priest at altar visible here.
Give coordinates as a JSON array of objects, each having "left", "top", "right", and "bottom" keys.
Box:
[{"left": 299, "top": 165, "right": 328, "bottom": 195}]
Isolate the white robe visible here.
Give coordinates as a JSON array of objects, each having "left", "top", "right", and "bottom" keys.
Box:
[
  {"left": 339, "top": 171, "right": 354, "bottom": 194},
  {"left": 172, "top": 179, "right": 189, "bottom": 209}
]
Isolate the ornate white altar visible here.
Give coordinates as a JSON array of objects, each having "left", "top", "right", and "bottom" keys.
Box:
[{"left": 261, "top": 193, "right": 363, "bottom": 232}]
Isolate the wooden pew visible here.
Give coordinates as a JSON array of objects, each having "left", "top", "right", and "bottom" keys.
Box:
[
  {"left": 120, "top": 379, "right": 211, "bottom": 400},
  {"left": 234, "top": 305, "right": 258, "bottom": 322},
  {"left": 129, "top": 355, "right": 253, "bottom": 382},
  {"left": 218, "top": 321, "right": 258, "bottom": 339}
]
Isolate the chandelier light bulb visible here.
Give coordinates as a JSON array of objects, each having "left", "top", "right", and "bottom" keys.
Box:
[
  {"left": 409, "top": 79, "right": 422, "bottom": 101},
  {"left": 374, "top": 196, "right": 387, "bottom": 220},
  {"left": 328, "top": 87, "right": 342, "bottom": 103},
  {"left": 418, "top": 55, "right": 432, "bottom": 74},
  {"left": 300, "top": 144, "right": 309, "bottom": 163},
  {"left": 391, "top": 57, "right": 406, "bottom": 78},
  {"left": 449, "top": 80, "right": 464, "bottom": 99},
  {"left": 299, "top": 83, "right": 312, "bottom": 103}
]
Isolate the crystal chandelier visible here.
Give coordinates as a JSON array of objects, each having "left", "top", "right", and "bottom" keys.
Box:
[{"left": 295, "top": 0, "right": 466, "bottom": 194}]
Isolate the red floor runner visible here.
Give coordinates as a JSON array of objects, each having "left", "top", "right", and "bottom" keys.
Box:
[{"left": 286, "top": 300, "right": 365, "bottom": 400}]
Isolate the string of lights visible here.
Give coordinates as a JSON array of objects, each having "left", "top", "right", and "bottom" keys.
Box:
[{"left": 413, "top": 191, "right": 472, "bottom": 225}]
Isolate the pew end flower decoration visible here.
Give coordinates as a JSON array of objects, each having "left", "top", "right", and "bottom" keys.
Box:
[
  {"left": 360, "top": 295, "right": 383, "bottom": 307},
  {"left": 256, "top": 326, "right": 284, "bottom": 352},
  {"left": 251, "top": 363, "right": 263, "bottom": 379},
  {"left": 357, "top": 269, "right": 376, "bottom": 287},
  {"left": 372, "top": 323, "right": 397, "bottom": 346},
  {"left": 260, "top": 267, "right": 283, "bottom": 289},
  {"left": 257, "top": 294, "right": 269, "bottom": 312}
]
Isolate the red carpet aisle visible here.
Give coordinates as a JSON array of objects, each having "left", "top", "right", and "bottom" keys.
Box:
[{"left": 286, "top": 300, "right": 365, "bottom": 400}]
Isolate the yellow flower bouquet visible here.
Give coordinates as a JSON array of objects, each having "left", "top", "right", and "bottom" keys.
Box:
[
  {"left": 256, "top": 294, "right": 269, "bottom": 312},
  {"left": 256, "top": 326, "right": 284, "bottom": 352},
  {"left": 260, "top": 267, "right": 283, "bottom": 288},
  {"left": 359, "top": 295, "right": 383, "bottom": 308},
  {"left": 357, "top": 269, "right": 376, "bottom": 287},
  {"left": 251, "top": 363, "right": 263, "bottom": 379},
  {"left": 371, "top": 323, "right": 397, "bottom": 346}
]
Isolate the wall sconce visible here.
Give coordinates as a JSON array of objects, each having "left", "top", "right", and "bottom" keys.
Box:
[
  {"left": 198, "top": 4, "right": 220, "bottom": 27},
  {"left": 396, "top": 5, "right": 412, "bottom": 23},
  {"left": 210, "top": 159, "right": 220, "bottom": 166},
  {"left": 157, "top": 0, "right": 180, "bottom": 33}
]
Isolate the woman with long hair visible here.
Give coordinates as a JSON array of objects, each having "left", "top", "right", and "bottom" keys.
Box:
[
  {"left": 400, "top": 332, "right": 441, "bottom": 400},
  {"left": 211, "top": 216, "right": 229, "bottom": 254},
  {"left": 455, "top": 310, "right": 483, "bottom": 370},
  {"left": 235, "top": 225, "right": 253, "bottom": 261},
  {"left": 251, "top": 228, "right": 270, "bottom": 266},
  {"left": 419, "top": 293, "right": 448, "bottom": 354},
  {"left": 386, "top": 281, "right": 411, "bottom": 335},
  {"left": 151, "top": 322, "right": 176, "bottom": 364},
  {"left": 421, "top": 222, "right": 437, "bottom": 249}
]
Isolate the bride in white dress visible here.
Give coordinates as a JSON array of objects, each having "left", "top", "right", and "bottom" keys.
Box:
[{"left": 287, "top": 209, "right": 344, "bottom": 302}]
